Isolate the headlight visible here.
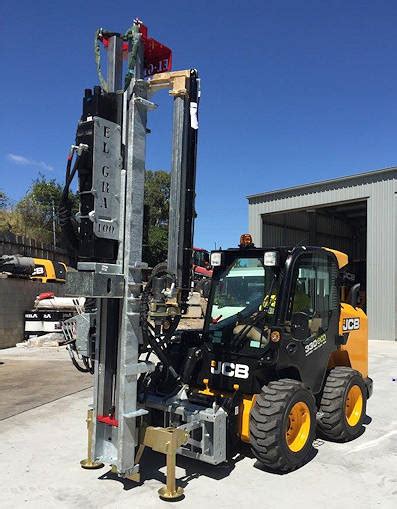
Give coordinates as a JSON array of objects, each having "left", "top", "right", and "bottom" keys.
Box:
[
  {"left": 264, "top": 251, "right": 279, "bottom": 267},
  {"left": 210, "top": 252, "right": 223, "bottom": 267}
]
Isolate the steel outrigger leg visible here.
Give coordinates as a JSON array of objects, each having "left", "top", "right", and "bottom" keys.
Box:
[
  {"left": 80, "top": 408, "right": 104, "bottom": 469},
  {"left": 141, "top": 426, "right": 189, "bottom": 501}
]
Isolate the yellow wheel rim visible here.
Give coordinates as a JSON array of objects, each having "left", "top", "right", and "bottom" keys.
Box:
[
  {"left": 286, "top": 401, "right": 311, "bottom": 452},
  {"left": 345, "top": 385, "right": 363, "bottom": 427}
]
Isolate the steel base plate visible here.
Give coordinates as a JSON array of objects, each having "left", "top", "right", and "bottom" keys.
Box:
[
  {"left": 80, "top": 458, "right": 105, "bottom": 470},
  {"left": 158, "top": 486, "right": 184, "bottom": 501}
]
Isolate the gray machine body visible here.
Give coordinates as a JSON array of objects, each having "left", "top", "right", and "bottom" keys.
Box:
[
  {"left": 65, "top": 31, "right": 205, "bottom": 478},
  {"left": 145, "top": 393, "right": 227, "bottom": 465},
  {"left": 91, "top": 117, "right": 122, "bottom": 241}
]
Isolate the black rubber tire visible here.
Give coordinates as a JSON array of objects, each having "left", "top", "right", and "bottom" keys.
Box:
[
  {"left": 250, "top": 379, "right": 316, "bottom": 472},
  {"left": 317, "top": 366, "right": 367, "bottom": 442}
]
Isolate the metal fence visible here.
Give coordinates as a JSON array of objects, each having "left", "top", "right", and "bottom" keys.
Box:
[{"left": 0, "top": 231, "right": 72, "bottom": 265}]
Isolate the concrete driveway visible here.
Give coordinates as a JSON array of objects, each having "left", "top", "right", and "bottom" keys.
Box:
[
  {"left": 0, "top": 346, "right": 92, "bottom": 420},
  {"left": 0, "top": 341, "right": 396, "bottom": 508}
]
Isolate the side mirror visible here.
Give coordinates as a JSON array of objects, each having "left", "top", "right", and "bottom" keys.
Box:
[
  {"left": 291, "top": 312, "right": 310, "bottom": 340},
  {"left": 349, "top": 283, "right": 361, "bottom": 308}
]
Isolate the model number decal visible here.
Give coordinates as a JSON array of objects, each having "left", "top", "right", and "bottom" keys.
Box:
[
  {"left": 210, "top": 360, "right": 249, "bottom": 379},
  {"left": 342, "top": 318, "right": 360, "bottom": 331},
  {"left": 304, "top": 333, "right": 327, "bottom": 356}
]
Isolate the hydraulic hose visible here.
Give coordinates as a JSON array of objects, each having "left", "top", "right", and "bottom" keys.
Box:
[
  {"left": 140, "top": 269, "right": 182, "bottom": 383},
  {"left": 59, "top": 151, "right": 80, "bottom": 254},
  {"left": 67, "top": 345, "right": 90, "bottom": 373}
]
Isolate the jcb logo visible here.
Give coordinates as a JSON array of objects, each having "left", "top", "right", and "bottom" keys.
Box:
[
  {"left": 342, "top": 318, "right": 360, "bottom": 331},
  {"left": 210, "top": 360, "right": 249, "bottom": 379}
]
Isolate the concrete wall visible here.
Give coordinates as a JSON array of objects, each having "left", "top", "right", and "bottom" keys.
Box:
[{"left": 0, "top": 276, "right": 65, "bottom": 349}]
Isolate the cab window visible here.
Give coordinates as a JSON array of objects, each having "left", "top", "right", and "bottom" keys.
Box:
[
  {"left": 210, "top": 257, "right": 280, "bottom": 324},
  {"left": 288, "top": 253, "right": 338, "bottom": 335}
]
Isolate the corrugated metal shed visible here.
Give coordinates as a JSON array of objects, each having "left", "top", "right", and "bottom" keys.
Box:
[{"left": 247, "top": 167, "right": 397, "bottom": 341}]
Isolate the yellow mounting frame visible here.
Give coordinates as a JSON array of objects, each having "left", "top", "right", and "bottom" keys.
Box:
[{"left": 149, "top": 70, "right": 192, "bottom": 97}]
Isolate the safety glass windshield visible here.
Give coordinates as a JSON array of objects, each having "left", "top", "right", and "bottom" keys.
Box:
[{"left": 210, "top": 257, "right": 279, "bottom": 325}]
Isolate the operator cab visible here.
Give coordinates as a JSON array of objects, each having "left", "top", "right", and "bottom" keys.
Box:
[
  {"left": 200, "top": 236, "right": 342, "bottom": 395},
  {"left": 205, "top": 247, "right": 284, "bottom": 350}
]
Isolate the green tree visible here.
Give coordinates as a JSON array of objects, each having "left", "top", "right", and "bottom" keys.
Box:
[
  {"left": 0, "top": 190, "right": 8, "bottom": 209},
  {"left": 0, "top": 189, "right": 16, "bottom": 233},
  {"left": 15, "top": 174, "right": 78, "bottom": 244},
  {"left": 1, "top": 170, "right": 170, "bottom": 263},
  {"left": 143, "top": 170, "right": 170, "bottom": 267}
]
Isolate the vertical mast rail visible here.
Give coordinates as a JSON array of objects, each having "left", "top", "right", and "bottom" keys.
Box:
[
  {"left": 116, "top": 39, "right": 150, "bottom": 475},
  {"left": 92, "top": 33, "right": 124, "bottom": 467},
  {"left": 107, "top": 36, "right": 123, "bottom": 93},
  {"left": 180, "top": 71, "right": 199, "bottom": 304},
  {"left": 167, "top": 70, "right": 200, "bottom": 306}
]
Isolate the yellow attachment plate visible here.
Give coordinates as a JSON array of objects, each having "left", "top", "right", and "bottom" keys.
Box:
[
  {"left": 143, "top": 426, "right": 189, "bottom": 454},
  {"left": 286, "top": 401, "right": 311, "bottom": 452}
]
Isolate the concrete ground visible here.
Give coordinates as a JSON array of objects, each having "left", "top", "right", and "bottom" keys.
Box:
[
  {"left": 0, "top": 346, "right": 92, "bottom": 420},
  {"left": 0, "top": 340, "right": 396, "bottom": 509}
]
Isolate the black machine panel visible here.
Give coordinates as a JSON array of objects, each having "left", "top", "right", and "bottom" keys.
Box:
[{"left": 76, "top": 87, "right": 123, "bottom": 263}]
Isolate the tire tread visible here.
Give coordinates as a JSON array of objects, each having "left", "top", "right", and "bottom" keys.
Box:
[
  {"left": 317, "top": 367, "right": 366, "bottom": 442},
  {"left": 249, "top": 379, "right": 315, "bottom": 472}
]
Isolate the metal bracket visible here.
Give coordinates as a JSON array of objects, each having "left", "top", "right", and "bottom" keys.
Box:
[
  {"left": 124, "top": 361, "right": 156, "bottom": 377},
  {"left": 142, "top": 426, "right": 189, "bottom": 500},
  {"left": 77, "top": 262, "right": 123, "bottom": 275},
  {"left": 134, "top": 96, "right": 157, "bottom": 110},
  {"left": 65, "top": 271, "right": 124, "bottom": 298},
  {"left": 62, "top": 312, "right": 94, "bottom": 357},
  {"left": 123, "top": 408, "right": 148, "bottom": 419},
  {"left": 149, "top": 70, "right": 191, "bottom": 97}
]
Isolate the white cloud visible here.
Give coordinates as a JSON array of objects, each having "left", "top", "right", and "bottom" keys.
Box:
[{"left": 7, "top": 153, "right": 54, "bottom": 171}]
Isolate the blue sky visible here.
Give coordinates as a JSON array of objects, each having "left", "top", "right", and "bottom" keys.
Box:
[{"left": 2, "top": 1, "right": 397, "bottom": 249}]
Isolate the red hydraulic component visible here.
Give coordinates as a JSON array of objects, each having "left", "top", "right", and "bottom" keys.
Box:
[
  {"left": 97, "top": 415, "right": 119, "bottom": 427},
  {"left": 194, "top": 265, "right": 213, "bottom": 278},
  {"left": 100, "top": 23, "right": 172, "bottom": 77},
  {"left": 139, "top": 23, "right": 172, "bottom": 76},
  {"left": 37, "top": 292, "right": 55, "bottom": 301}
]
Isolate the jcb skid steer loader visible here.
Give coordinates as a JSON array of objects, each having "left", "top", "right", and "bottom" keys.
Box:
[
  {"left": 142, "top": 240, "right": 372, "bottom": 473},
  {"left": 60, "top": 19, "right": 372, "bottom": 500}
]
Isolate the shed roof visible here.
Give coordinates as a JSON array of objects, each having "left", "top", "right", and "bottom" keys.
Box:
[{"left": 247, "top": 166, "right": 397, "bottom": 202}]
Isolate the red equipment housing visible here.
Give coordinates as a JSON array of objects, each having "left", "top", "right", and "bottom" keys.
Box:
[{"left": 100, "top": 23, "right": 172, "bottom": 77}]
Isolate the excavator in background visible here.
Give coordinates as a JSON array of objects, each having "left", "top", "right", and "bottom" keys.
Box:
[
  {"left": 192, "top": 246, "right": 212, "bottom": 279},
  {"left": 31, "top": 258, "right": 67, "bottom": 283},
  {"left": 192, "top": 247, "right": 212, "bottom": 297},
  {"left": 0, "top": 254, "right": 66, "bottom": 283},
  {"left": 60, "top": 19, "right": 372, "bottom": 501}
]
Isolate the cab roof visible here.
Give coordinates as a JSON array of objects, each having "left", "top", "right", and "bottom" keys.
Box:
[{"left": 215, "top": 246, "right": 349, "bottom": 268}]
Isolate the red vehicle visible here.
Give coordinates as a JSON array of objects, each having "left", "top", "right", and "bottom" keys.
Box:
[{"left": 192, "top": 247, "right": 212, "bottom": 279}]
